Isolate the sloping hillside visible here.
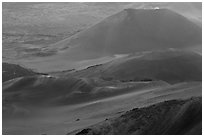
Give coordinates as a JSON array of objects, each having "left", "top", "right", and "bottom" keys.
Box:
[
  {"left": 2, "top": 62, "right": 37, "bottom": 82},
  {"left": 8, "top": 8, "right": 201, "bottom": 73},
  {"left": 66, "top": 50, "right": 202, "bottom": 84},
  {"left": 3, "top": 81, "right": 201, "bottom": 134},
  {"left": 53, "top": 8, "right": 201, "bottom": 56},
  {"left": 71, "top": 97, "right": 202, "bottom": 135},
  {"left": 3, "top": 75, "right": 168, "bottom": 108}
]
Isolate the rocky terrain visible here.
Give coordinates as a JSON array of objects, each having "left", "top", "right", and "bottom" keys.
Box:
[{"left": 71, "top": 97, "right": 202, "bottom": 135}]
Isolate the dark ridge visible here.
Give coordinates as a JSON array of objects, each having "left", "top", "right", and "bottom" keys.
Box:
[
  {"left": 76, "top": 128, "right": 92, "bottom": 135},
  {"left": 2, "top": 62, "right": 38, "bottom": 82},
  {"left": 73, "top": 97, "right": 202, "bottom": 135},
  {"left": 86, "top": 64, "right": 103, "bottom": 69},
  {"left": 123, "top": 8, "right": 169, "bottom": 12}
]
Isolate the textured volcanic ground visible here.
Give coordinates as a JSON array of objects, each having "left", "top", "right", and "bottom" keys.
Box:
[{"left": 70, "top": 97, "right": 202, "bottom": 135}]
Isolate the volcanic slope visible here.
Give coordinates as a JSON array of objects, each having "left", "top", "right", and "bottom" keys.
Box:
[
  {"left": 3, "top": 81, "right": 201, "bottom": 134},
  {"left": 63, "top": 49, "right": 202, "bottom": 84},
  {"left": 3, "top": 75, "right": 169, "bottom": 109},
  {"left": 70, "top": 97, "right": 202, "bottom": 135},
  {"left": 53, "top": 8, "right": 201, "bottom": 57},
  {"left": 2, "top": 62, "right": 38, "bottom": 82},
  {"left": 19, "top": 8, "right": 202, "bottom": 72}
]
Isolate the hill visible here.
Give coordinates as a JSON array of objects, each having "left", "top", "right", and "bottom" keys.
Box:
[
  {"left": 2, "top": 62, "right": 37, "bottom": 82},
  {"left": 53, "top": 8, "right": 201, "bottom": 58},
  {"left": 3, "top": 81, "right": 201, "bottom": 134},
  {"left": 3, "top": 75, "right": 169, "bottom": 108},
  {"left": 66, "top": 50, "right": 202, "bottom": 84},
  {"left": 70, "top": 97, "right": 202, "bottom": 135},
  {"left": 3, "top": 6, "right": 202, "bottom": 72},
  {"left": 20, "top": 8, "right": 201, "bottom": 72}
]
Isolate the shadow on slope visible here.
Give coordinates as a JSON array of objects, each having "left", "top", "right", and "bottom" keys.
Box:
[{"left": 2, "top": 62, "right": 40, "bottom": 82}]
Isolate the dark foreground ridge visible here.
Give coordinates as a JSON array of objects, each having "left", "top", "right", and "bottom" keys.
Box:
[{"left": 71, "top": 97, "right": 202, "bottom": 135}]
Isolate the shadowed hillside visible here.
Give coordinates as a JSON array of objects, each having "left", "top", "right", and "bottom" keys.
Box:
[
  {"left": 2, "top": 62, "right": 37, "bottom": 82},
  {"left": 71, "top": 97, "right": 202, "bottom": 135},
  {"left": 3, "top": 75, "right": 168, "bottom": 108}
]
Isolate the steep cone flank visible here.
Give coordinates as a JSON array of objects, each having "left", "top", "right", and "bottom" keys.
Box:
[{"left": 55, "top": 8, "right": 201, "bottom": 55}]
